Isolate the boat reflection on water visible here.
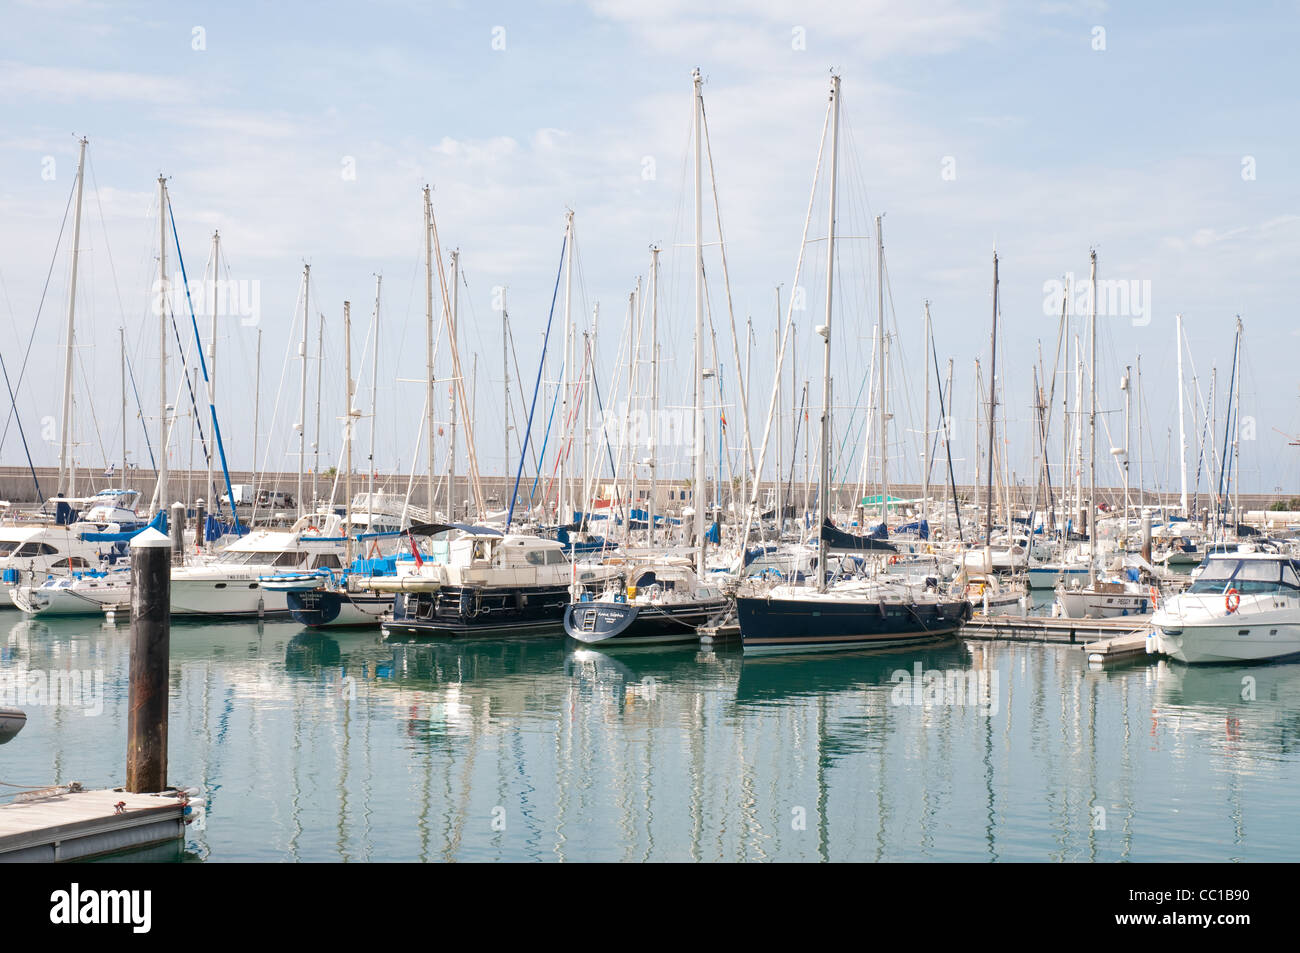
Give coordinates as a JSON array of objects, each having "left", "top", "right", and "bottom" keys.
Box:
[
  {"left": 284, "top": 632, "right": 342, "bottom": 671},
  {"left": 375, "top": 637, "right": 574, "bottom": 744},
  {"left": 564, "top": 644, "right": 742, "bottom": 717},
  {"left": 1154, "top": 657, "right": 1300, "bottom": 754},
  {"left": 735, "top": 640, "right": 976, "bottom": 705},
  {"left": 383, "top": 635, "right": 570, "bottom": 687}
]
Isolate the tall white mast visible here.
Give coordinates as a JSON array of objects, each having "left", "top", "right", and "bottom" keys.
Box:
[
  {"left": 314, "top": 311, "right": 323, "bottom": 507},
  {"left": 119, "top": 328, "right": 127, "bottom": 489},
  {"left": 1233, "top": 316, "right": 1243, "bottom": 528},
  {"left": 1121, "top": 365, "right": 1131, "bottom": 533},
  {"left": 58, "top": 136, "right": 88, "bottom": 498},
  {"left": 205, "top": 229, "right": 220, "bottom": 506},
  {"left": 1072, "top": 332, "right": 1083, "bottom": 525},
  {"left": 624, "top": 290, "right": 636, "bottom": 545},
  {"left": 297, "top": 263, "right": 309, "bottom": 520},
  {"left": 368, "top": 275, "right": 382, "bottom": 511},
  {"left": 1176, "top": 313, "right": 1188, "bottom": 515},
  {"left": 343, "top": 300, "right": 354, "bottom": 564},
  {"left": 876, "top": 214, "right": 887, "bottom": 526},
  {"left": 693, "top": 67, "right": 707, "bottom": 576},
  {"left": 816, "top": 74, "right": 840, "bottom": 592},
  {"left": 1136, "top": 354, "right": 1144, "bottom": 514},
  {"left": 157, "top": 174, "right": 170, "bottom": 512},
  {"left": 922, "top": 299, "right": 931, "bottom": 528},
  {"left": 584, "top": 302, "right": 596, "bottom": 525},
  {"left": 648, "top": 246, "right": 660, "bottom": 546},
  {"left": 774, "top": 294, "right": 782, "bottom": 522},
  {"left": 985, "top": 252, "right": 999, "bottom": 544},
  {"left": 502, "top": 288, "right": 510, "bottom": 481},
  {"left": 561, "top": 210, "right": 574, "bottom": 525},
  {"left": 449, "top": 249, "right": 460, "bottom": 521},
  {"left": 1087, "top": 249, "right": 1098, "bottom": 586},
  {"left": 424, "top": 187, "right": 436, "bottom": 520},
  {"left": 253, "top": 328, "right": 262, "bottom": 476}
]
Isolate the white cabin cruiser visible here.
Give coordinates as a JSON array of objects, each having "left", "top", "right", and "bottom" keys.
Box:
[
  {"left": 1152, "top": 551, "right": 1300, "bottom": 664},
  {"left": 9, "top": 568, "right": 133, "bottom": 616},
  {"left": 167, "top": 513, "right": 350, "bottom": 617},
  {"left": 2, "top": 522, "right": 116, "bottom": 608}
]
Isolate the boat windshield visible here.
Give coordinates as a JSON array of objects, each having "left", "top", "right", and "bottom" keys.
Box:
[{"left": 1188, "top": 558, "right": 1300, "bottom": 595}]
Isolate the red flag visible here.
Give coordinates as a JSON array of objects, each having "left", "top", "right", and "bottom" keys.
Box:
[{"left": 409, "top": 534, "right": 424, "bottom": 568}]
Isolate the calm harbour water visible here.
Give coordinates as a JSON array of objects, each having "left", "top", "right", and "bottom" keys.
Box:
[{"left": 3, "top": 608, "right": 1298, "bottom": 862}]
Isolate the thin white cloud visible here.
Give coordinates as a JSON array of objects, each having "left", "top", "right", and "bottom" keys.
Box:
[{"left": 0, "top": 60, "right": 194, "bottom": 104}]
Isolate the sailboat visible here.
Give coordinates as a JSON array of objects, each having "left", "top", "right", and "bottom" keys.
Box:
[
  {"left": 735, "top": 75, "right": 972, "bottom": 654},
  {"left": 1053, "top": 251, "right": 1157, "bottom": 619},
  {"left": 563, "top": 69, "right": 733, "bottom": 646}
]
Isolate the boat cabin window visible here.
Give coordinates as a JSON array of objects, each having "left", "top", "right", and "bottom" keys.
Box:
[
  {"left": 525, "top": 548, "right": 567, "bottom": 566},
  {"left": 14, "top": 542, "right": 55, "bottom": 557},
  {"left": 310, "top": 553, "right": 342, "bottom": 569},
  {"left": 272, "top": 551, "right": 302, "bottom": 567},
  {"left": 1285, "top": 562, "right": 1300, "bottom": 589},
  {"left": 1189, "top": 558, "right": 1300, "bottom": 595},
  {"left": 0, "top": 542, "right": 17, "bottom": 556}
]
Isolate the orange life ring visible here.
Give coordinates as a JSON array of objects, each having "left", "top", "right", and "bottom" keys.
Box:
[{"left": 1225, "top": 588, "right": 1240, "bottom": 614}]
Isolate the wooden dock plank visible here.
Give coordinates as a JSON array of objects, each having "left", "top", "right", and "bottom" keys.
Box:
[{"left": 0, "top": 789, "right": 186, "bottom": 862}]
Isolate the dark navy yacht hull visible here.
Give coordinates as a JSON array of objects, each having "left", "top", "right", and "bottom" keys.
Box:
[
  {"left": 286, "top": 588, "right": 393, "bottom": 627},
  {"left": 564, "top": 597, "right": 730, "bottom": 645},
  {"left": 736, "top": 594, "right": 972, "bottom": 653},
  {"left": 381, "top": 584, "right": 571, "bottom": 638}
]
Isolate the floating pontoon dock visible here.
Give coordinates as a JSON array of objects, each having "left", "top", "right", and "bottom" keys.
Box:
[
  {"left": 962, "top": 613, "right": 1157, "bottom": 666},
  {"left": 0, "top": 787, "right": 187, "bottom": 862}
]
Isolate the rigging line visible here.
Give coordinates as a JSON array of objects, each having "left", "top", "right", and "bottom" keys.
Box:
[
  {"left": 0, "top": 170, "right": 77, "bottom": 456},
  {"left": 168, "top": 307, "right": 211, "bottom": 461},
  {"left": 506, "top": 233, "right": 566, "bottom": 529},
  {"left": 528, "top": 370, "right": 564, "bottom": 514},
  {"left": 251, "top": 272, "right": 302, "bottom": 508},
  {"left": 1216, "top": 324, "right": 1241, "bottom": 515},
  {"left": 740, "top": 87, "right": 832, "bottom": 554},
  {"left": 123, "top": 347, "right": 157, "bottom": 473},
  {"left": 0, "top": 352, "right": 44, "bottom": 504},
  {"left": 73, "top": 338, "right": 111, "bottom": 470},
  {"left": 585, "top": 287, "right": 637, "bottom": 533},
  {"left": 587, "top": 328, "right": 633, "bottom": 562},
  {"left": 699, "top": 97, "right": 755, "bottom": 483},
  {"left": 540, "top": 345, "right": 592, "bottom": 511},
  {"left": 87, "top": 152, "right": 147, "bottom": 463},
  {"left": 0, "top": 271, "right": 44, "bottom": 502},
  {"left": 507, "top": 317, "right": 540, "bottom": 480}
]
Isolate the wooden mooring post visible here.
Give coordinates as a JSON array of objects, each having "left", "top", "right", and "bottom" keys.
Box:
[{"left": 127, "top": 527, "right": 171, "bottom": 793}]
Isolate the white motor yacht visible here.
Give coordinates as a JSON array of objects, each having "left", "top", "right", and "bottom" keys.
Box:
[{"left": 1152, "top": 550, "right": 1300, "bottom": 664}]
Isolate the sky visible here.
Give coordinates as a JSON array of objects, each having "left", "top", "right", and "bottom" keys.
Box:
[{"left": 1, "top": 0, "right": 1298, "bottom": 501}]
